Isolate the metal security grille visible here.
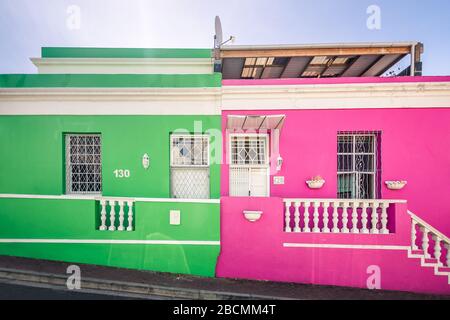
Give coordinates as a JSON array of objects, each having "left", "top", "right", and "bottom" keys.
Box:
[
  {"left": 229, "top": 134, "right": 269, "bottom": 197},
  {"left": 337, "top": 131, "right": 381, "bottom": 199},
  {"left": 65, "top": 134, "right": 102, "bottom": 194},
  {"left": 230, "top": 135, "right": 267, "bottom": 165},
  {"left": 170, "top": 135, "right": 210, "bottom": 199}
]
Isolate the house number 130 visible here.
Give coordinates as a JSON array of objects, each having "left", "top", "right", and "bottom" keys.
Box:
[{"left": 114, "top": 169, "right": 130, "bottom": 178}]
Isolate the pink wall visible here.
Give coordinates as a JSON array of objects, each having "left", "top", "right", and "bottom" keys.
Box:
[
  {"left": 221, "top": 108, "right": 450, "bottom": 235},
  {"left": 218, "top": 77, "right": 450, "bottom": 294},
  {"left": 216, "top": 197, "right": 450, "bottom": 295}
]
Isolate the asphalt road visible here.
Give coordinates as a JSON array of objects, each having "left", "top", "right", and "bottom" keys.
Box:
[{"left": 0, "top": 282, "right": 133, "bottom": 300}]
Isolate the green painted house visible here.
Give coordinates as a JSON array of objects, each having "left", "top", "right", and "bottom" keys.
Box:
[{"left": 0, "top": 47, "right": 222, "bottom": 277}]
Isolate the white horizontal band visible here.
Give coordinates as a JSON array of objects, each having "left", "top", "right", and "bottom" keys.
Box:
[
  {"left": 0, "top": 193, "right": 220, "bottom": 204},
  {"left": 283, "top": 243, "right": 410, "bottom": 250},
  {"left": 0, "top": 239, "right": 220, "bottom": 246}
]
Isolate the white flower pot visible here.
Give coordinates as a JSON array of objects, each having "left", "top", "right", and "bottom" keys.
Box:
[
  {"left": 306, "top": 179, "right": 325, "bottom": 189},
  {"left": 243, "top": 210, "right": 263, "bottom": 222},
  {"left": 385, "top": 181, "right": 407, "bottom": 190}
]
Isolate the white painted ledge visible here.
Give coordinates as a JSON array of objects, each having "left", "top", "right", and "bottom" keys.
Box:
[
  {"left": 0, "top": 193, "right": 220, "bottom": 204},
  {"left": 0, "top": 239, "right": 220, "bottom": 246},
  {"left": 31, "top": 57, "right": 214, "bottom": 75},
  {"left": 283, "top": 243, "right": 410, "bottom": 250}
]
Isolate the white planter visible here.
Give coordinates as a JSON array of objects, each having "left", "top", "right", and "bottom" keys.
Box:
[
  {"left": 243, "top": 210, "right": 263, "bottom": 222},
  {"left": 385, "top": 181, "right": 407, "bottom": 190},
  {"left": 306, "top": 179, "right": 325, "bottom": 189}
]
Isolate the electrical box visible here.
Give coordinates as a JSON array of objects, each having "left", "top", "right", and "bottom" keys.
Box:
[
  {"left": 273, "top": 176, "right": 285, "bottom": 185},
  {"left": 170, "top": 210, "right": 181, "bottom": 225}
]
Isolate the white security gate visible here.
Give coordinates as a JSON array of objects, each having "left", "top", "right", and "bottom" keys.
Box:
[
  {"left": 171, "top": 167, "right": 210, "bottom": 199},
  {"left": 230, "top": 167, "right": 268, "bottom": 197}
]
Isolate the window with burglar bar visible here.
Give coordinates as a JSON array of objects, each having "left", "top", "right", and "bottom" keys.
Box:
[
  {"left": 229, "top": 134, "right": 269, "bottom": 197},
  {"left": 65, "top": 134, "right": 102, "bottom": 194},
  {"left": 170, "top": 134, "right": 210, "bottom": 199},
  {"left": 337, "top": 132, "right": 381, "bottom": 199}
]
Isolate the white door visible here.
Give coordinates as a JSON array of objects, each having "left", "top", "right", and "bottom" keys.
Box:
[{"left": 229, "top": 134, "right": 269, "bottom": 197}]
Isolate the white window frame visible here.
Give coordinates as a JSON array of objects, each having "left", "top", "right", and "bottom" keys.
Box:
[
  {"left": 229, "top": 133, "right": 270, "bottom": 197},
  {"left": 170, "top": 134, "right": 210, "bottom": 168},
  {"left": 337, "top": 133, "right": 378, "bottom": 199},
  {"left": 170, "top": 134, "right": 210, "bottom": 199},
  {"left": 65, "top": 133, "right": 102, "bottom": 195}
]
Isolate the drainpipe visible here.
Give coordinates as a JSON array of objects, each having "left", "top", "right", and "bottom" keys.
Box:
[{"left": 410, "top": 44, "right": 416, "bottom": 77}]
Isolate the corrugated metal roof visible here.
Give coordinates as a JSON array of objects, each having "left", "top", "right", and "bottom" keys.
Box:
[{"left": 220, "top": 42, "right": 422, "bottom": 79}]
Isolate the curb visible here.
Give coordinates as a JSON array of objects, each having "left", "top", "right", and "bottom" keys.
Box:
[{"left": 0, "top": 267, "right": 284, "bottom": 300}]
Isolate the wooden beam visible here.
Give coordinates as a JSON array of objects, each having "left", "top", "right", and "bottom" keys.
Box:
[{"left": 220, "top": 46, "right": 411, "bottom": 59}]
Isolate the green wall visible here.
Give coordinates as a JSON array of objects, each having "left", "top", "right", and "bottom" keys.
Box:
[
  {"left": 0, "top": 73, "right": 221, "bottom": 88},
  {"left": 0, "top": 198, "right": 220, "bottom": 276},
  {"left": 0, "top": 115, "right": 221, "bottom": 198}
]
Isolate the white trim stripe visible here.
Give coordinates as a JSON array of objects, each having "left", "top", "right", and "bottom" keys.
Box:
[
  {"left": 283, "top": 243, "right": 410, "bottom": 250},
  {"left": 0, "top": 88, "right": 221, "bottom": 115},
  {"left": 0, "top": 239, "right": 220, "bottom": 246},
  {"left": 0, "top": 194, "right": 220, "bottom": 204}
]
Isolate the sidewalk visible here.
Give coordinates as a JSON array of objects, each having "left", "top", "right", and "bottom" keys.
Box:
[{"left": 0, "top": 255, "right": 448, "bottom": 300}]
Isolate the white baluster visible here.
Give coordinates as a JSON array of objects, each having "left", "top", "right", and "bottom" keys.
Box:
[
  {"left": 312, "top": 202, "right": 320, "bottom": 232},
  {"left": 332, "top": 202, "right": 340, "bottom": 233},
  {"left": 293, "top": 202, "right": 301, "bottom": 232},
  {"left": 341, "top": 202, "right": 349, "bottom": 233},
  {"left": 411, "top": 220, "right": 418, "bottom": 250},
  {"left": 303, "top": 202, "right": 311, "bottom": 232},
  {"left": 322, "top": 202, "right": 331, "bottom": 233},
  {"left": 433, "top": 235, "right": 442, "bottom": 265},
  {"left": 370, "top": 202, "right": 380, "bottom": 234},
  {"left": 126, "top": 201, "right": 134, "bottom": 231},
  {"left": 361, "top": 202, "right": 369, "bottom": 234},
  {"left": 421, "top": 227, "right": 430, "bottom": 258},
  {"left": 284, "top": 201, "right": 292, "bottom": 232},
  {"left": 99, "top": 199, "right": 107, "bottom": 231},
  {"left": 108, "top": 200, "right": 116, "bottom": 231},
  {"left": 380, "top": 202, "right": 389, "bottom": 234},
  {"left": 117, "top": 201, "right": 125, "bottom": 231},
  {"left": 446, "top": 243, "right": 450, "bottom": 267},
  {"left": 351, "top": 201, "right": 359, "bottom": 233}
]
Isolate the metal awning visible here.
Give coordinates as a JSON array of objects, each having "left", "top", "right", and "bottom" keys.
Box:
[
  {"left": 220, "top": 42, "right": 423, "bottom": 79},
  {"left": 227, "top": 115, "right": 285, "bottom": 130}
]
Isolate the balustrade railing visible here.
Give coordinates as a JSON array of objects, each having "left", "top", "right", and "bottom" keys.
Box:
[
  {"left": 97, "top": 198, "right": 135, "bottom": 231},
  {"left": 283, "top": 199, "right": 404, "bottom": 234},
  {"left": 410, "top": 211, "right": 450, "bottom": 268}
]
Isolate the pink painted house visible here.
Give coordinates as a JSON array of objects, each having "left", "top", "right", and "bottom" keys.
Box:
[{"left": 215, "top": 43, "right": 450, "bottom": 295}]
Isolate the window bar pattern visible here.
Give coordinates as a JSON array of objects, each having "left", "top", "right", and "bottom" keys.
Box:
[
  {"left": 65, "top": 134, "right": 102, "bottom": 194},
  {"left": 171, "top": 135, "right": 209, "bottom": 166},
  {"left": 337, "top": 131, "right": 381, "bottom": 199},
  {"left": 230, "top": 135, "right": 267, "bottom": 166}
]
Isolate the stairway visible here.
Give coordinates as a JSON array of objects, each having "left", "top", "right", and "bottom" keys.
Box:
[{"left": 407, "top": 211, "right": 450, "bottom": 284}]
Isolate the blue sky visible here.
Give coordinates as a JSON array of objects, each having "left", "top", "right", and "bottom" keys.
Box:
[{"left": 1, "top": 0, "right": 449, "bottom": 75}]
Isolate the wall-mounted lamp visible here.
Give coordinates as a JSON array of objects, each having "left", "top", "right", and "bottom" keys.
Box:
[
  {"left": 142, "top": 153, "right": 150, "bottom": 169},
  {"left": 276, "top": 156, "right": 283, "bottom": 171}
]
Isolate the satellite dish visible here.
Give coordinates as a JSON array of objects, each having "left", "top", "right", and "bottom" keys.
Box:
[{"left": 214, "top": 16, "right": 223, "bottom": 48}]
